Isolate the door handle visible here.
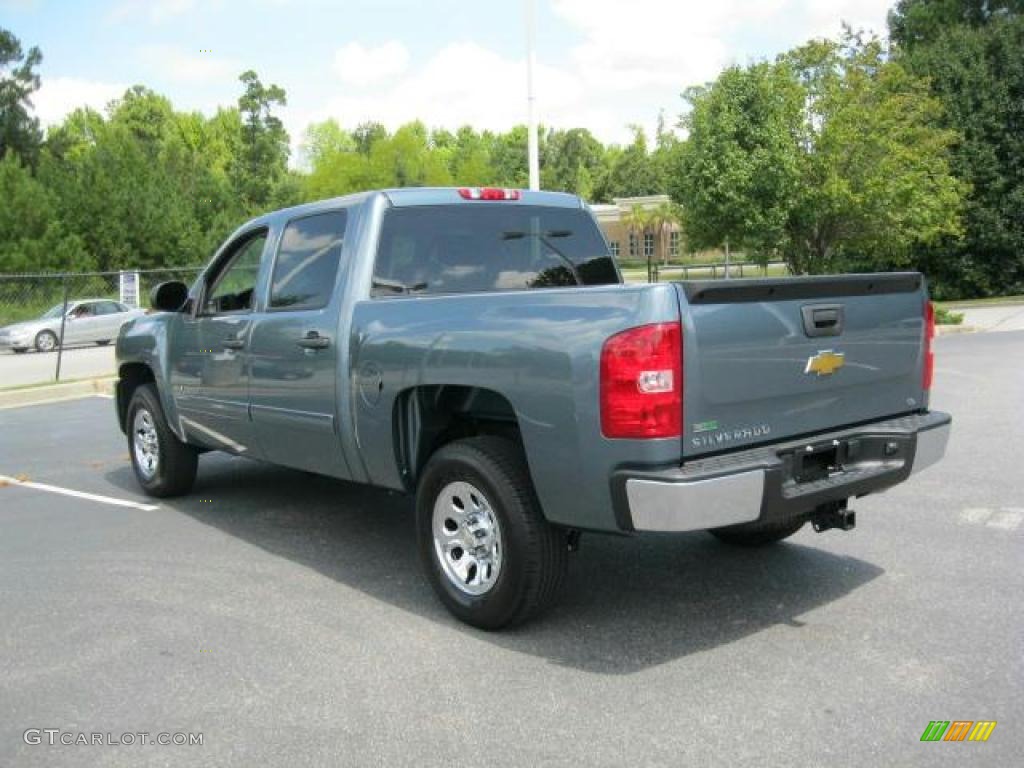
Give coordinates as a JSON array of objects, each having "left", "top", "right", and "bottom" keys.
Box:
[
  {"left": 223, "top": 336, "right": 245, "bottom": 350},
  {"left": 801, "top": 304, "right": 843, "bottom": 338},
  {"left": 296, "top": 331, "right": 330, "bottom": 350}
]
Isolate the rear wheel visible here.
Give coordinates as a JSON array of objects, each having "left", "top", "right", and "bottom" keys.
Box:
[
  {"left": 34, "top": 330, "right": 58, "bottom": 353},
  {"left": 416, "top": 436, "right": 567, "bottom": 629},
  {"left": 709, "top": 517, "right": 806, "bottom": 547},
  {"left": 127, "top": 383, "right": 198, "bottom": 497},
  {"left": 12, "top": 348, "right": 27, "bottom": 354},
  {"left": 96, "top": 340, "right": 112, "bottom": 346}
]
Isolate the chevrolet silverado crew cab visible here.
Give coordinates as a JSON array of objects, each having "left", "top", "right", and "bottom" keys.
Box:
[{"left": 114, "top": 187, "right": 951, "bottom": 629}]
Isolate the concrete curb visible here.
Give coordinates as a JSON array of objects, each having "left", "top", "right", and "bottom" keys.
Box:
[
  {"left": 936, "top": 324, "right": 978, "bottom": 336},
  {"left": 0, "top": 377, "right": 116, "bottom": 410}
]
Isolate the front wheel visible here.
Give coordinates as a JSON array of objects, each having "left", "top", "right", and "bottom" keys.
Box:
[
  {"left": 127, "top": 383, "right": 198, "bottom": 497},
  {"left": 709, "top": 517, "right": 805, "bottom": 546},
  {"left": 416, "top": 436, "right": 567, "bottom": 630},
  {"left": 34, "top": 330, "right": 58, "bottom": 353}
]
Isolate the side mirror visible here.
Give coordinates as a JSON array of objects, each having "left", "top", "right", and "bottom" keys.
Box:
[{"left": 151, "top": 281, "right": 190, "bottom": 312}]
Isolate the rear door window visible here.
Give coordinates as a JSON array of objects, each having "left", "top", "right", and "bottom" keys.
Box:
[
  {"left": 373, "top": 205, "right": 618, "bottom": 296},
  {"left": 270, "top": 211, "right": 348, "bottom": 310}
]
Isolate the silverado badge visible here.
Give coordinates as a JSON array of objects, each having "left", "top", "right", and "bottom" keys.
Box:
[{"left": 805, "top": 350, "right": 845, "bottom": 376}]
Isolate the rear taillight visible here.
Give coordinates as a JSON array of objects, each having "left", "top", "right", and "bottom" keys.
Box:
[
  {"left": 458, "top": 187, "right": 521, "bottom": 201},
  {"left": 600, "top": 322, "right": 682, "bottom": 439},
  {"left": 923, "top": 300, "right": 935, "bottom": 390}
]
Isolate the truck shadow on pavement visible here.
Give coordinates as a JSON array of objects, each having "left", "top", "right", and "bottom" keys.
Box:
[{"left": 106, "top": 455, "right": 884, "bottom": 675}]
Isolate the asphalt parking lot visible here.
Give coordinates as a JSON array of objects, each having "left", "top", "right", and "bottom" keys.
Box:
[{"left": 1, "top": 331, "right": 1021, "bottom": 767}]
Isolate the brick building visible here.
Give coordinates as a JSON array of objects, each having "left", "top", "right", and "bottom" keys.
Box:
[{"left": 589, "top": 194, "right": 683, "bottom": 264}]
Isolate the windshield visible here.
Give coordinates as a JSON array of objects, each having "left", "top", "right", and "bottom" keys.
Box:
[
  {"left": 373, "top": 205, "right": 619, "bottom": 295},
  {"left": 41, "top": 304, "right": 68, "bottom": 319}
]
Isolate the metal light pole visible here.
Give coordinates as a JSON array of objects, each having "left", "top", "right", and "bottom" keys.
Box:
[{"left": 525, "top": 0, "right": 540, "bottom": 191}]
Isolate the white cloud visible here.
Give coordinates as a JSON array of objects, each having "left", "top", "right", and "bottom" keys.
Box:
[
  {"left": 792, "top": 0, "right": 894, "bottom": 39},
  {"left": 138, "top": 44, "right": 243, "bottom": 83},
  {"left": 33, "top": 77, "right": 126, "bottom": 125},
  {"left": 306, "top": 0, "right": 892, "bottom": 149},
  {"left": 333, "top": 41, "right": 410, "bottom": 87},
  {"left": 306, "top": 41, "right": 618, "bottom": 142}
]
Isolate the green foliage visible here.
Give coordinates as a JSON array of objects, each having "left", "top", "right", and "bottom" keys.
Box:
[
  {"left": 890, "top": 1, "right": 1024, "bottom": 298},
  {"left": 675, "top": 32, "right": 965, "bottom": 275},
  {"left": 0, "top": 27, "right": 43, "bottom": 166},
  {"left": 233, "top": 70, "right": 289, "bottom": 211},
  {"left": 0, "top": 151, "right": 87, "bottom": 272},
  {"left": 674, "top": 62, "right": 804, "bottom": 261},
  {"left": 934, "top": 306, "right": 964, "bottom": 324}
]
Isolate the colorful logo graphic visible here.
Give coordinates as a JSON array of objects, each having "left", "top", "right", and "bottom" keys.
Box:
[{"left": 920, "top": 721, "right": 997, "bottom": 742}]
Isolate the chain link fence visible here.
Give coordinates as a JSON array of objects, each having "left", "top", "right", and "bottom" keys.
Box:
[
  {"left": 0, "top": 268, "right": 203, "bottom": 329},
  {"left": 0, "top": 268, "right": 202, "bottom": 388}
]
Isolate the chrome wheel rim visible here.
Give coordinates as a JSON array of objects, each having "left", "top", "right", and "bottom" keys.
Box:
[
  {"left": 432, "top": 481, "right": 503, "bottom": 596},
  {"left": 37, "top": 333, "right": 55, "bottom": 352},
  {"left": 132, "top": 408, "right": 160, "bottom": 480}
]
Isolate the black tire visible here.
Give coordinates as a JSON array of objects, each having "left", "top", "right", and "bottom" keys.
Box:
[
  {"left": 96, "top": 340, "right": 112, "bottom": 346},
  {"left": 709, "top": 517, "right": 806, "bottom": 547},
  {"left": 416, "top": 436, "right": 568, "bottom": 630},
  {"left": 12, "top": 348, "right": 27, "bottom": 354},
  {"left": 34, "top": 330, "right": 58, "bottom": 353},
  {"left": 126, "top": 383, "right": 198, "bottom": 497}
]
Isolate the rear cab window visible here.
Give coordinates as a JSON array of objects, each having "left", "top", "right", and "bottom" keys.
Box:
[
  {"left": 269, "top": 210, "right": 348, "bottom": 310},
  {"left": 372, "top": 205, "right": 619, "bottom": 296}
]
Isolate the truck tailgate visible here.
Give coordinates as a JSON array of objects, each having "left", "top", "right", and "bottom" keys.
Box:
[{"left": 676, "top": 273, "right": 928, "bottom": 458}]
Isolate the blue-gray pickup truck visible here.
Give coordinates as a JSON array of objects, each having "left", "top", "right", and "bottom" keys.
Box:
[{"left": 115, "top": 187, "right": 951, "bottom": 628}]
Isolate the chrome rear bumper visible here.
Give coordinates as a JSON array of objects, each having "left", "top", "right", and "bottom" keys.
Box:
[{"left": 622, "top": 411, "right": 951, "bottom": 533}]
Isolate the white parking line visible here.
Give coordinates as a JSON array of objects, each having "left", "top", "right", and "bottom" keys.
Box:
[
  {"left": 987, "top": 510, "right": 1024, "bottom": 531},
  {"left": 0, "top": 474, "right": 159, "bottom": 511},
  {"left": 958, "top": 507, "right": 1023, "bottom": 531}
]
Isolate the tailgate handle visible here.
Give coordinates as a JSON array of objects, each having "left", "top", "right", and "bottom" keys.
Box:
[{"left": 801, "top": 304, "right": 844, "bottom": 337}]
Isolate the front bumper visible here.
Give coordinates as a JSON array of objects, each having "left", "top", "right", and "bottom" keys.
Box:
[
  {"left": 0, "top": 337, "right": 30, "bottom": 350},
  {"left": 617, "top": 411, "right": 951, "bottom": 533}
]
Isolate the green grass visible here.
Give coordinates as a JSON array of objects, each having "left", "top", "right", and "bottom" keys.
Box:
[{"left": 934, "top": 306, "right": 964, "bottom": 325}]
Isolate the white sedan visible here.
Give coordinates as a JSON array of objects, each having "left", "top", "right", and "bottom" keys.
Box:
[{"left": 0, "top": 299, "right": 146, "bottom": 353}]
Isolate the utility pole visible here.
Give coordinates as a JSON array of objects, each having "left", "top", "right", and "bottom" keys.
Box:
[{"left": 525, "top": 0, "right": 540, "bottom": 190}]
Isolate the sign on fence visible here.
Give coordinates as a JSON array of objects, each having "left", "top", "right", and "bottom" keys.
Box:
[{"left": 119, "top": 271, "right": 140, "bottom": 308}]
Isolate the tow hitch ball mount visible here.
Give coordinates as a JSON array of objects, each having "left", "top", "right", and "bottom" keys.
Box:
[{"left": 812, "top": 499, "right": 856, "bottom": 532}]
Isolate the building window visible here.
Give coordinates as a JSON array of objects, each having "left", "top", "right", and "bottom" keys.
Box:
[
  {"left": 643, "top": 233, "right": 654, "bottom": 258},
  {"left": 669, "top": 230, "right": 680, "bottom": 257},
  {"left": 609, "top": 241, "right": 620, "bottom": 257},
  {"left": 628, "top": 233, "right": 637, "bottom": 257}
]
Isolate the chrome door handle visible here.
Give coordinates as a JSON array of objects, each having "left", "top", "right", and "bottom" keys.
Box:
[{"left": 296, "top": 331, "right": 330, "bottom": 350}]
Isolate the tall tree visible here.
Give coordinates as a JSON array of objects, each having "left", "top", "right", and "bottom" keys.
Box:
[
  {"left": 542, "top": 127, "right": 605, "bottom": 198},
  {"left": 673, "top": 62, "right": 804, "bottom": 262},
  {"left": 233, "top": 70, "right": 289, "bottom": 211},
  {"left": 0, "top": 27, "right": 43, "bottom": 165},
  {"left": 300, "top": 118, "right": 355, "bottom": 170},
  {"left": 676, "top": 32, "right": 965, "bottom": 274},
  {"left": 0, "top": 151, "right": 87, "bottom": 273},
  {"left": 890, "top": 1, "right": 1024, "bottom": 297},
  {"left": 606, "top": 127, "right": 664, "bottom": 198}
]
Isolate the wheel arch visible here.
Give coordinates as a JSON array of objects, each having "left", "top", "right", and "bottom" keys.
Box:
[
  {"left": 392, "top": 385, "right": 527, "bottom": 492},
  {"left": 116, "top": 362, "right": 157, "bottom": 434}
]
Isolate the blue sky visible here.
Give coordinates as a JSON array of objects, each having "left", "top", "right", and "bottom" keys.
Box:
[{"left": 2, "top": 0, "right": 894, "bottom": 163}]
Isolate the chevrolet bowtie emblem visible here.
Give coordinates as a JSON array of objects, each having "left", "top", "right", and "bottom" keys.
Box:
[{"left": 805, "top": 350, "right": 845, "bottom": 376}]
